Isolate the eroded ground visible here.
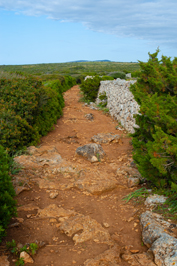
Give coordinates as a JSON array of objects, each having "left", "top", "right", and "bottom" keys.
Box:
[{"left": 2, "top": 86, "right": 148, "bottom": 266}]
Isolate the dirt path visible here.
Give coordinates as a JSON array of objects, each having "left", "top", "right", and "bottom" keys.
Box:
[{"left": 4, "top": 86, "right": 147, "bottom": 265}]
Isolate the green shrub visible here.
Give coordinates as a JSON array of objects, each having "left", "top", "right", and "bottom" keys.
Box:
[
  {"left": 35, "top": 80, "right": 64, "bottom": 135},
  {"left": 130, "top": 49, "right": 177, "bottom": 188},
  {"left": 80, "top": 76, "right": 101, "bottom": 102},
  {"left": 80, "top": 75, "right": 113, "bottom": 102},
  {"left": 0, "top": 145, "right": 17, "bottom": 242},
  {"left": 0, "top": 77, "right": 65, "bottom": 154},
  {"left": 108, "top": 71, "right": 126, "bottom": 79}
]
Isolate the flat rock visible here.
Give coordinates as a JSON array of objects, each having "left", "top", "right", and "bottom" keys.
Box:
[
  {"left": 0, "top": 255, "right": 10, "bottom": 266},
  {"left": 122, "top": 252, "right": 156, "bottom": 266},
  {"left": 15, "top": 186, "right": 30, "bottom": 195},
  {"left": 60, "top": 214, "right": 113, "bottom": 245},
  {"left": 84, "top": 245, "right": 121, "bottom": 265},
  {"left": 17, "top": 203, "right": 39, "bottom": 212},
  {"left": 14, "top": 145, "right": 62, "bottom": 169},
  {"left": 117, "top": 166, "right": 141, "bottom": 177},
  {"left": 20, "top": 251, "right": 34, "bottom": 263},
  {"left": 91, "top": 133, "right": 120, "bottom": 144},
  {"left": 76, "top": 143, "right": 105, "bottom": 161},
  {"left": 74, "top": 170, "right": 118, "bottom": 194},
  {"left": 37, "top": 204, "right": 76, "bottom": 218}
]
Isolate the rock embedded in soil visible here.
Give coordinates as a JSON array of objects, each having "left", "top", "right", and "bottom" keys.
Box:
[
  {"left": 122, "top": 252, "right": 156, "bottom": 266},
  {"left": 37, "top": 204, "right": 76, "bottom": 219},
  {"left": 91, "top": 133, "right": 120, "bottom": 144},
  {"left": 140, "top": 211, "right": 177, "bottom": 266},
  {"left": 75, "top": 143, "right": 105, "bottom": 161},
  {"left": 83, "top": 245, "right": 121, "bottom": 265},
  {"left": 59, "top": 213, "right": 113, "bottom": 245},
  {"left": 85, "top": 113, "right": 94, "bottom": 121},
  {"left": 73, "top": 170, "right": 118, "bottom": 194},
  {"left": 20, "top": 251, "right": 34, "bottom": 263},
  {"left": 127, "top": 177, "right": 140, "bottom": 188},
  {"left": 0, "top": 255, "right": 10, "bottom": 266},
  {"left": 49, "top": 192, "right": 59, "bottom": 199},
  {"left": 14, "top": 145, "right": 62, "bottom": 169}
]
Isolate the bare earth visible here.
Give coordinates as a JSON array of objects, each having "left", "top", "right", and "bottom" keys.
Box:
[{"left": 2, "top": 86, "right": 147, "bottom": 266}]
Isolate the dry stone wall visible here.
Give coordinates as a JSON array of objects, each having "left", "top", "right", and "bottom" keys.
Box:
[{"left": 96, "top": 78, "right": 139, "bottom": 133}]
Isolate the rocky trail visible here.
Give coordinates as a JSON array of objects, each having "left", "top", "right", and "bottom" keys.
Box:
[{"left": 1, "top": 85, "right": 177, "bottom": 266}]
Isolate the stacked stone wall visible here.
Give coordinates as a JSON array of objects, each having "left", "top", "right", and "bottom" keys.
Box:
[{"left": 96, "top": 78, "right": 139, "bottom": 133}]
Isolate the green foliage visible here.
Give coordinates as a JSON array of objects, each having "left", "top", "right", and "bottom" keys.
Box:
[
  {"left": 29, "top": 243, "right": 38, "bottom": 255},
  {"left": 123, "top": 188, "right": 149, "bottom": 203},
  {"left": 130, "top": 49, "right": 177, "bottom": 188},
  {"left": 0, "top": 77, "right": 66, "bottom": 154},
  {"left": 80, "top": 76, "right": 101, "bottom": 102},
  {"left": 0, "top": 62, "right": 140, "bottom": 78},
  {"left": 108, "top": 71, "right": 126, "bottom": 79},
  {"left": 80, "top": 75, "right": 113, "bottom": 102},
  {"left": 0, "top": 146, "right": 17, "bottom": 243},
  {"left": 15, "top": 258, "right": 25, "bottom": 266},
  {"left": 6, "top": 239, "right": 38, "bottom": 264}
]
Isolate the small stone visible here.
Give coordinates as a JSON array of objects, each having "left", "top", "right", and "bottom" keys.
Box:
[
  {"left": 130, "top": 250, "right": 139, "bottom": 253},
  {"left": 16, "top": 218, "right": 24, "bottom": 223},
  {"left": 0, "top": 255, "right": 10, "bottom": 266},
  {"left": 103, "top": 222, "right": 110, "bottom": 228},
  {"left": 49, "top": 192, "right": 59, "bottom": 199},
  {"left": 91, "top": 156, "right": 98, "bottom": 163},
  {"left": 17, "top": 243, "right": 23, "bottom": 249},
  {"left": 72, "top": 260, "right": 77, "bottom": 264},
  {"left": 127, "top": 177, "right": 140, "bottom": 188},
  {"left": 50, "top": 218, "right": 57, "bottom": 223},
  {"left": 20, "top": 251, "right": 34, "bottom": 264},
  {"left": 145, "top": 194, "right": 167, "bottom": 206}
]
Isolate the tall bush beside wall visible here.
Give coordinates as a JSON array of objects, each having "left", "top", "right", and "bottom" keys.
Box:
[
  {"left": 130, "top": 49, "right": 177, "bottom": 188},
  {"left": 80, "top": 75, "right": 114, "bottom": 102},
  {"left": 0, "top": 145, "right": 16, "bottom": 242}
]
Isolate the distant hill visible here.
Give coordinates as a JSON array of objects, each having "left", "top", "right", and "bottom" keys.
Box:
[{"left": 69, "top": 60, "right": 111, "bottom": 63}]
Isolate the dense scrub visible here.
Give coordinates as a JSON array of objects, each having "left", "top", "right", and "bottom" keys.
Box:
[
  {"left": 130, "top": 50, "right": 177, "bottom": 188},
  {"left": 80, "top": 75, "right": 114, "bottom": 102},
  {"left": 0, "top": 145, "right": 17, "bottom": 242},
  {"left": 108, "top": 71, "right": 126, "bottom": 79},
  {"left": 0, "top": 61, "right": 140, "bottom": 78},
  {"left": 0, "top": 76, "right": 75, "bottom": 154}
]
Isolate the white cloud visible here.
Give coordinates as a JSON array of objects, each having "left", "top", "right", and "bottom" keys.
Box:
[{"left": 0, "top": 0, "right": 177, "bottom": 47}]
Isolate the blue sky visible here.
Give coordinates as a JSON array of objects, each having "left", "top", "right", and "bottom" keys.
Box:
[{"left": 0, "top": 0, "right": 177, "bottom": 65}]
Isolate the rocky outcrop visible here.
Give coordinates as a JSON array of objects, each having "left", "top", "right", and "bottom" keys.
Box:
[
  {"left": 140, "top": 211, "right": 177, "bottom": 266},
  {"left": 96, "top": 78, "right": 139, "bottom": 133}
]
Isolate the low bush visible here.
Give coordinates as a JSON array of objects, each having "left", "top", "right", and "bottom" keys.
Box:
[
  {"left": 80, "top": 75, "right": 113, "bottom": 102},
  {"left": 130, "top": 49, "right": 177, "bottom": 188},
  {"left": 108, "top": 71, "right": 126, "bottom": 79},
  {"left": 0, "top": 145, "right": 17, "bottom": 242}
]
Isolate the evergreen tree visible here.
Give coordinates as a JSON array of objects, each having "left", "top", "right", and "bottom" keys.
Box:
[{"left": 130, "top": 49, "right": 177, "bottom": 188}]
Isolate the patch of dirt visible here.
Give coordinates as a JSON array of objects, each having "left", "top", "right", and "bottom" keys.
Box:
[{"left": 2, "top": 86, "right": 147, "bottom": 266}]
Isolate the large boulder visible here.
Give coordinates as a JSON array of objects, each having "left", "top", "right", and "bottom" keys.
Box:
[{"left": 140, "top": 211, "right": 177, "bottom": 266}]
